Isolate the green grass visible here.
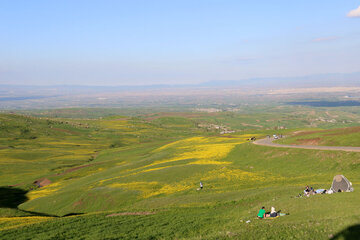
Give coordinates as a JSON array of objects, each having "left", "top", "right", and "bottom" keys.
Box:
[
  {"left": 2, "top": 188, "right": 360, "bottom": 239},
  {"left": 278, "top": 127, "right": 360, "bottom": 147},
  {"left": 1, "top": 112, "right": 360, "bottom": 239}
]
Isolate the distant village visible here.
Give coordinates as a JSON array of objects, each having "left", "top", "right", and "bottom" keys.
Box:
[{"left": 197, "top": 123, "right": 236, "bottom": 134}]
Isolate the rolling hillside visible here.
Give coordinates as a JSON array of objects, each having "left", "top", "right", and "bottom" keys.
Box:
[
  {"left": 278, "top": 127, "right": 360, "bottom": 147},
  {"left": 1, "top": 113, "right": 360, "bottom": 239}
]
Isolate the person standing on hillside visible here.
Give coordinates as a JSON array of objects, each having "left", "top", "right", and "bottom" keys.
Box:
[{"left": 200, "top": 181, "right": 203, "bottom": 190}]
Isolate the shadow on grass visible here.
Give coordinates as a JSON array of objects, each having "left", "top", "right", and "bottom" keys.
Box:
[
  {"left": 62, "top": 213, "right": 84, "bottom": 217},
  {"left": 0, "top": 187, "right": 28, "bottom": 208},
  {"left": 0, "top": 186, "right": 80, "bottom": 218},
  {"left": 331, "top": 224, "right": 360, "bottom": 240}
]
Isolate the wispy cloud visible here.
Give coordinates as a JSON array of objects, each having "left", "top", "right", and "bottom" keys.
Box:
[
  {"left": 312, "top": 36, "right": 339, "bottom": 42},
  {"left": 347, "top": 6, "right": 360, "bottom": 18}
]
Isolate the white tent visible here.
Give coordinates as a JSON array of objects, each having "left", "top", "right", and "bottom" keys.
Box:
[{"left": 330, "top": 175, "right": 354, "bottom": 192}]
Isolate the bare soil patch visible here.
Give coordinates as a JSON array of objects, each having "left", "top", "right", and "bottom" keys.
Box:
[
  {"left": 293, "top": 127, "right": 360, "bottom": 138},
  {"left": 324, "top": 126, "right": 360, "bottom": 136},
  {"left": 254, "top": 137, "right": 360, "bottom": 152},
  {"left": 106, "top": 212, "right": 155, "bottom": 217},
  {"left": 292, "top": 130, "right": 324, "bottom": 137},
  {"left": 34, "top": 178, "right": 52, "bottom": 187},
  {"left": 296, "top": 138, "right": 322, "bottom": 145},
  {"left": 72, "top": 200, "right": 84, "bottom": 208},
  {"left": 8, "top": 182, "right": 25, "bottom": 187},
  {"left": 325, "top": 111, "right": 339, "bottom": 118}
]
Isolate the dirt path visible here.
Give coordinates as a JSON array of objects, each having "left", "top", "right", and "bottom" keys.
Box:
[
  {"left": 54, "top": 163, "right": 98, "bottom": 176},
  {"left": 253, "top": 137, "right": 360, "bottom": 152}
]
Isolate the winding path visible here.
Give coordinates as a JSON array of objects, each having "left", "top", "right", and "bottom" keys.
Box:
[{"left": 253, "top": 137, "right": 360, "bottom": 152}]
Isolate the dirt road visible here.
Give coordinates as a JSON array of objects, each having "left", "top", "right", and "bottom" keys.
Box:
[{"left": 253, "top": 137, "right": 360, "bottom": 152}]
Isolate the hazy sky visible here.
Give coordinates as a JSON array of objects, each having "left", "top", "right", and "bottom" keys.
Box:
[{"left": 1, "top": 0, "right": 360, "bottom": 86}]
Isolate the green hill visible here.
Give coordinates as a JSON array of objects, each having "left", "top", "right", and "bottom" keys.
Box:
[
  {"left": 1, "top": 113, "right": 360, "bottom": 239},
  {"left": 278, "top": 127, "right": 360, "bottom": 147}
]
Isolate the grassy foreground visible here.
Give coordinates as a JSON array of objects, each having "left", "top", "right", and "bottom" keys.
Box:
[{"left": 1, "top": 113, "right": 360, "bottom": 239}]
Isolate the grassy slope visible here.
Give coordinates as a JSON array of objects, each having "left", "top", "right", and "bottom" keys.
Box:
[
  {"left": 0, "top": 114, "right": 199, "bottom": 186},
  {"left": 278, "top": 127, "right": 360, "bottom": 147},
  {"left": 1, "top": 113, "right": 360, "bottom": 239}
]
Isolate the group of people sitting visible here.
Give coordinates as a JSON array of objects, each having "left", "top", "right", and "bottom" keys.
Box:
[
  {"left": 257, "top": 206, "right": 287, "bottom": 219},
  {"left": 257, "top": 185, "right": 335, "bottom": 219},
  {"left": 303, "top": 185, "right": 329, "bottom": 197}
]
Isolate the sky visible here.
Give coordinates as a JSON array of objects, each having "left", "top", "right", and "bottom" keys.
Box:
[{"left": 0, "top": 0, "right": 360, "bottom": 86}]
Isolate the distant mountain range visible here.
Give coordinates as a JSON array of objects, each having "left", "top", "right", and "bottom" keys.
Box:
[
  {"left": 1, "top": 72, "right": 359, "bottom": 95},
  {"left": 200, "top": 72, "right": 360, "bottom": 88}
]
